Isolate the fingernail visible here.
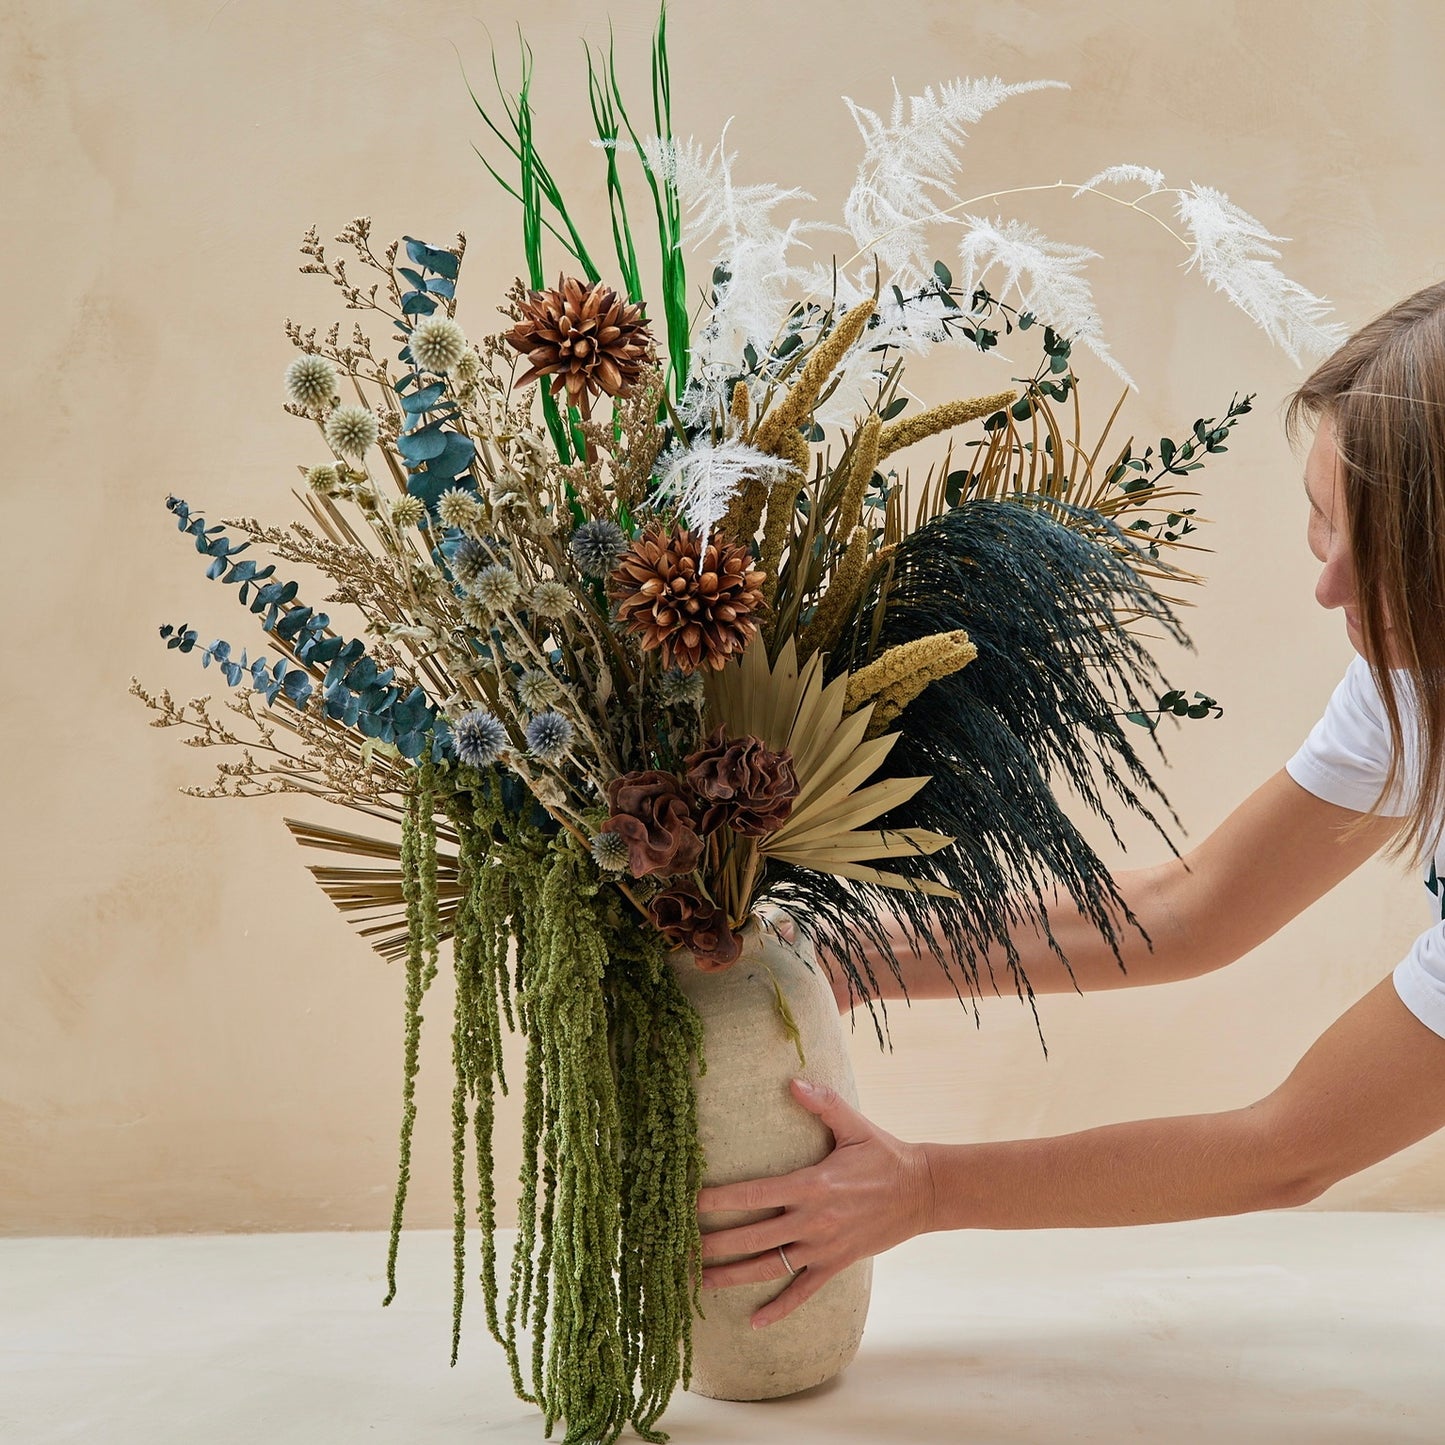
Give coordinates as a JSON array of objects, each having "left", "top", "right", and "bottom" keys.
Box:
[
  {"left": 793, "top": 1077, "right": 817, "bottom": 1095},
  {"left": 752, "top": 1316, "right": 769, "bottom": 1330}
]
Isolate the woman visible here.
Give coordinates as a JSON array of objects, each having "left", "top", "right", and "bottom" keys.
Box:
[{"left": 698, "top": 282, "right": 1445, "bottom": 1330}]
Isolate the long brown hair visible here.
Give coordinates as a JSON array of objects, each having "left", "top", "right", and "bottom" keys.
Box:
[{"left": 1287, "top": 280, "right": 1445, "bottom": 861}]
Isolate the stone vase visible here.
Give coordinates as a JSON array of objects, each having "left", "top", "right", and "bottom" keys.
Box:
[{"left": 670, "top": 921, "right": 872, "bottom": 1401}]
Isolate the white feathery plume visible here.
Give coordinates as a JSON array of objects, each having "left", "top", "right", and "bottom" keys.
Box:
[
  {"left": 843, "top": 77, "right": 1068, "bottom": 286},
  {"left": 1072, "top": 163, "right": 1166, "bottom": 196},
  {"left": 958, "top": 215, "right": 1133, "bottom": 386},
  {"left": 1174, "top": 184, "right": 1345, "bottom": 362},
  {"left": 652, "top": 438, "right": 798, "bottom": 535},
  {"left": 647, "top": 129, "right": 830, "bottom": 368}
]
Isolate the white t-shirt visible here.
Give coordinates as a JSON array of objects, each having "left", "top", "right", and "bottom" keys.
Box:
[{"left": 1285, "top": 655, "right": 1445, "bottom": 1038}]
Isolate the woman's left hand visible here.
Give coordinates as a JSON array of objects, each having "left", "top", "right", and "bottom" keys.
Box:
[{"left": 696, "top": 1077, "right": 936, "bottom": 1328}]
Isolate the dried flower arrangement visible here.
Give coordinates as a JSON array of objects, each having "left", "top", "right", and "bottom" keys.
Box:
[{"left": 134, "top": 9, "right": 1338, "bottom": 1441}]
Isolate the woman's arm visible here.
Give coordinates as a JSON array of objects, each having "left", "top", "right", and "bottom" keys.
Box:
[
  {"left": 835, "top": 769, "right": 1402, "bottom": 1002},
  {"left": 699, "top": 976, "right": 1445, "bottom": 1326}
]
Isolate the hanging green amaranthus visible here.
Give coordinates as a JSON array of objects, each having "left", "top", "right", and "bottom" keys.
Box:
[{"left": 388, "top": 761, "right": 704, "bottom": 1445}]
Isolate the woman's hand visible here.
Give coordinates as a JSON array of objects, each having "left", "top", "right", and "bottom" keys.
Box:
[{"left": 696, "top": 1078, "right": 935, "bottom": 1328}]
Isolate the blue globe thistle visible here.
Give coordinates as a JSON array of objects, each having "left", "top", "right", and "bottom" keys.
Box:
[
  {"left": 450, "top": 537, "right": 488, "bottom": 587},
  {"left": 525, "top": 709, "right": 574, "bottom": 762},
  {"left": 453, "top": 709, "right": 508, "bottom": 768},
  {"left": 569, "top": 518, "right": 629, "bottom": 578},
  {"left": 590, "top": 831, "right": 630, "bottom": 873},
  {"left": 657, "top": 667, "right": 706, "bottom": 708}
]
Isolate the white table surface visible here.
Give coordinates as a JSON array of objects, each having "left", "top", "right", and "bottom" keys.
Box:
[{"left": 4, "top": 1214, "right": 1444, "bottom": 1444}]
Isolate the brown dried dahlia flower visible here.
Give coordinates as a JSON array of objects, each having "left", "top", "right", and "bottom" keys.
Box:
[
  {"left": 608, "top": 525, "right": 766, "bottom": 674},
  {"left": 648, "top": 883, "right": 743, "bottom": 970},
  {"left": 504, "top": 276, "right": 652, "bottom": 413},
  {"left": 684, "top": 728, "right": 799, "bottom": 836},
  {"left": 599, "top": 769, "right": 703, "bottom": 878}
]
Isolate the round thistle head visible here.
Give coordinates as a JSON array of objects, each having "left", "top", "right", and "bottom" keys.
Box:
[
  {"left": 657, "top": 667, "right": 706, "bottom": 709},
  {"left": 589, "top": 831, "right": 630, "bottom": 873},
  {"left": 324, "top": 404, "right": 379, "bottom": 458},
  {"left": 525, "top": 708, "right": 574, "bottom": 762},
  {"left": 285, "top": 354, "right": 337, "bottom": 411},
  {"left": 306, "top": 463, "right": 341, "bottom": 494},
  {"left": 504, "top": 277, "right": 652, "bottom": 411},
  {"left": 472, "top": 564, "right": 521, "bottom": 613},
  {"left": 458, "top": 596, "right": 492, "bottom": 631},
  {"left": 450, "top": 537, "right": 488, "bottom": 587},
  {"left": 516, "top": 667, "right": 561, "bottom": 714},
  {"left": 452, "top": 348, "right": 481, "bottom": 384},
  {"left": 452, "top": 709, "right": 508, "bottom": 769},
  {"left": 569, "top": 518, "right": 629, "bottom": 578},
  {"left": 390, "top": 494, "right": 426, "bottom": 529},
  {"left": 530, "top": 580, "right": 575, "bottom": 619},
  {"left": 437, "top": 486, "right": 482, "bottom": 532},
  {"left": 410, "top": 316, "right": 469, "bottom": 375}
]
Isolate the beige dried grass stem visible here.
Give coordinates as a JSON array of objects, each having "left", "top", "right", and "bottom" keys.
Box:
[{"left": 800, "top": 526, "right": 870, "bottom": 660}]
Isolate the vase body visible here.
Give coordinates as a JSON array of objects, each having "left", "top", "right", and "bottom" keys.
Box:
[{"left": 671, "top": 923, "right": 872, "bottom": 1401}]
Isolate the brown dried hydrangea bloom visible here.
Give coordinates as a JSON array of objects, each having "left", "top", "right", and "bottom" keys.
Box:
[
  {"left": 599, "top": 769, "right": 703, "bottom": 878},
  {"left": 504, "top": 276, "right": 652, "bottom": 415},
  {"left": 648, "top": 883, "right": 743, "bottom": 970},
  {"left": 608, "top": 524, "right": 766, "bottom": 674},
  {"left": 684, "top": 728, "right": 799, "bottom": 836}
]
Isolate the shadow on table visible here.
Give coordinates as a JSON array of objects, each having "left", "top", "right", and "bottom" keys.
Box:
[{"left": 798, "top": 1323, "right": 1429, "bottom": 1445}]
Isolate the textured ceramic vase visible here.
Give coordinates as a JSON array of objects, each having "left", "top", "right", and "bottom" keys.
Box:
[{"left": 671, "top": 922, "right": 872, "bottom": 1401}]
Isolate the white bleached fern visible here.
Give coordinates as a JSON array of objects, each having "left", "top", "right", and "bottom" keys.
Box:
[
  {"left": 651, "top": 438, "right": 797, "bottom": 535},
  {"left": 958, "top": 215, "right": 1132, "bottom": 386},
  {"left": 1173, "top": 183, "right": 1345, "bottom": 363},
  {"left": 843, "top": 77, "right": 1068, "bottom": 285},
  {"left": 652, "top": 80, "right": 1339, "bottom": 437},
  {"left": 649, "top": 129, "right": 831, "bottom": 370},
  {"left": 1072, "top": 163, "right": 1166, "bottom": 196}
]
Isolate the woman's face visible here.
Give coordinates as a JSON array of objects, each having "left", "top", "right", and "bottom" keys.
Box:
[{"left": 1304, "top": 414, "right": 1398, "bottom": 665}]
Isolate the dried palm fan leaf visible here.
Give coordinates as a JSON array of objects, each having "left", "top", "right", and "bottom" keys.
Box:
[
  {"left": 706, "top": 636, "right": 958, "bottom": 891},
  {"left": 285, "top": 817, "right": 464, "bottom": 962}
]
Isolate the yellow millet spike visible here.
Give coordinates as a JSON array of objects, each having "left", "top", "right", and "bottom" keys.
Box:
[
  {"left": 754, "top": 301, "right": 877, "bottom": 457},
  {"left": 844, "top": 629, "right": 979, "bottom": 736},
  {"left": 800, "top": 525, "right": 870, "bottom": 659},
  {"left": 833, "top": 414, "right": 882, "bottom": 539},
  {"left": 877, "top": 389, "right": 1018, "bottom": 461},
  {"left": 730, "top": 378, "right": 751, "bottom": 432},
  {"left": 757, "top": 427, "right": 811, "bottom": 610}
]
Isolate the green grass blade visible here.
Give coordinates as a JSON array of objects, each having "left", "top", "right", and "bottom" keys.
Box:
[{"left": 588, "top": 39, "right": 643, "bottom": 304}]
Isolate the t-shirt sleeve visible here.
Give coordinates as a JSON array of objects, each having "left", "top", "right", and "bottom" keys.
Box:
[
  {"left": 1395, "top": 930, "right": 1445, "bottom": 1039},
  {"left": 1286, "top": 660, "right": 1445, "bottom": 1037},
  {"left": 1284, "top": 656, "right": 1411, "bottom": 817}
]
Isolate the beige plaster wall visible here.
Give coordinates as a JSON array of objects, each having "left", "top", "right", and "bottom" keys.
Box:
[{"left": 4, "top": 0, "right": 1445, "bottom": 1236}]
